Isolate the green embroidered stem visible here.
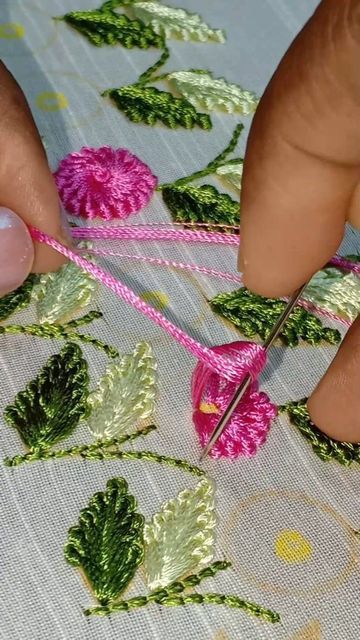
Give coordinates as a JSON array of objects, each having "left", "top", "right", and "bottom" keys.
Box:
[
  {"left": 86, "top": 560, "right": 230, "bottom": 615},
  {"left": 4, "top": 425, "right": 157, "bottom": 468},
  {"left": 81, "top": 449, "right": 205, "bottom": 476},
  {"left": 65, "top": 311, "right": 103, "bottom": 328},
  {"left": 158, "top": 123, "right": 244, "bottom": 190},
  {"left": 279, "top": 400, "right": 360, "bottom": 466},
  {"left": 138, "top": 46, "right": 170, "bottom": 85},
  {"left": 86, "top": 573, "right": 280, "bottom": 623},
  {"left": 0, "top": 321, "right": 118, "bottom": 358}
]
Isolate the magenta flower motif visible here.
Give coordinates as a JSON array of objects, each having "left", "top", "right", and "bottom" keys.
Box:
[
  {"left": 55, "top": 146, "right": 158, "bottom": 220},
  {"left": 191, "top": 341, "right": 277, "bottom": 459}
]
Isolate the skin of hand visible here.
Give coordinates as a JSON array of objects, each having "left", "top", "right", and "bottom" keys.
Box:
[
  {"left": 0, "top": 61, "right": 71, "bottom": 297},
  {"left": 239, "top": 0, "right": 360, "bottom": 442}
]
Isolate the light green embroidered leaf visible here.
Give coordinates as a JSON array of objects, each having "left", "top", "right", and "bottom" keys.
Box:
[
  {"left": 0, "top": 274, "right": 38, "bottom": 322},
  {"left": 304, "top": 267, "right": 360, "bottom": 322},
  {"left": 87, "top": 342, "right": 157, "bottom": 438},
  {"left": 167, "top": 70, "right": 258, "bottom": 115},
  {"left": 131, "top": 1, "right": 225, "bottom": 43},
  {"left": 144, "top": 478, "right": 216, "bottom": 590},
  {"left": 4, "top": 343, "right": 89, "bottom": 450},
  {"left": 60, "top": 9, "right": 163, "bottom": 48},
  {"left": 104, "top": 83, "right": 212, "bottom": 129},
  {"left": 162, "top": 183, "right": 239, "bottom": 231},
  {"left": 216, "top": 161, "right": 243, "bottom": 193},
  {"left": 65, "top": 478, "right": 144, "bottom": 606},
  {"left": 35, "top": 257, "right": 98, "bottom": 324}
]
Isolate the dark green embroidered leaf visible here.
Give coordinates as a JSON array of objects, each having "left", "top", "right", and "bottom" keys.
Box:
[
  {"left": 4, "top": 343, "right": 89, "bottom": 450},
  {"left": 0, "top": 274, "right": 38, "bottom": 322},
  {"left": 162, "top": 183, "right": 239, "bottom": 231},
  {"left": 279, "top": 399, "right": 360, "bottom": 466},
  {"left": 65, "top": 478, "right": 144, "bottom": 606},
  {"left": 60, "top": 10, "right": 163, "bottom": 48},
  {"left": 104, "top": 84, "right": 212, "bottom": 129},
  {"left": 209, "top": 288, "right": 341, "bottom": 347}
]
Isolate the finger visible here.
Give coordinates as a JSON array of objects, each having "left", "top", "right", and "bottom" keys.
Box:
[
  {"left": 307, "top": 316, "right": 360, "bottom": 442},
  {"left": 239, "top": 0, "right": 360, "bottom": 298},
  {"left": 0, "top": 61, "right": 71, "bottom": 283}
]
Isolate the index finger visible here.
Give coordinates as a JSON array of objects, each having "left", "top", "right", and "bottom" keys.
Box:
[{"left": 239, "top": 0, "right": 360, "bottom": 298}]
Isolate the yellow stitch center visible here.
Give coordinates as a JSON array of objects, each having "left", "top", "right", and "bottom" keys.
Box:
[
  {"left": 0, "top": 23, "right": 25, "bottom": 39},
  {"left": 275, "top": 529, "right": 312, "bottom": 564},
  {"left": 140, "top": 290, "right": 169, "bottom": 311},
  {"left": 36, "top": 92, "right": 69, "bottom": 112},
  {"left": 200, "top": 402, "right": 219, "bottom": 415}
]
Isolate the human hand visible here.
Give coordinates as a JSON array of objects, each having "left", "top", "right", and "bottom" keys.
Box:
[
  {"left": 0, "top": 61, "right": 70, "bottom": 297},
  {"left": 239, "top": 0, "right": 360, "bottom": 442}
]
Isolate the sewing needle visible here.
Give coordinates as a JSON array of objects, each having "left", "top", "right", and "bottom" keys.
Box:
[{"left": 199, "top": 282, "right": 309, "bottom": 461}]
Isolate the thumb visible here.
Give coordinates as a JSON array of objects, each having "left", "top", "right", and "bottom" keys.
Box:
[
  {"left": 239, "top": 0, "right": 360, "bottom": 298},
  {"left": 0, "top": 62, "right": 71, "bottom": 296}
]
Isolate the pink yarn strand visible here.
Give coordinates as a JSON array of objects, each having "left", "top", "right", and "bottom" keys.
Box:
[
  {"left": 79, "top": 247, "right": 243, "bottom": 284},
  {"left": 71, "top": 225, "right": 240, "bottom": 246},
  {"left": 31, "top": 228, "right": 250, "bottom": 383}
]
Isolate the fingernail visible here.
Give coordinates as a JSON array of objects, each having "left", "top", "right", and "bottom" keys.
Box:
[{"left": 0, "top": 207, "right": 34, "bottom": 296}]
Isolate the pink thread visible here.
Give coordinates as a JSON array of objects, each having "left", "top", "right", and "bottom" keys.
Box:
[
  {"left": 71, "top": 225, "right": 239, "bottom": 245},
  {"left": 71, "top": 225, "right": 360, "bottom": 277},
  {"left": 31, "top": 228, "right": 253, "bottom": 384},
  {"left": 191, "top": 342, "right": 277, "bottom": 459},
  {"left": 329, "top": 255, "right": 360, "bottom": 276},
  {"left": 55, "top": 147, "right": 158, "bottom": 220},
  {"left": 78, "top": 247, "right": 243, "bottom": 284}
]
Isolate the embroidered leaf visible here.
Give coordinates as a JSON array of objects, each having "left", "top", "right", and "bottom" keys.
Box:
[
  {"left": 131, "top": 2, "right": 225, "bottom": 43},
  {"left": 144, "top": 478, "right": 216, "bottom": 590},
  {"left": 209, "top": 288, "right": 341, "bottom": 347},
  {"left": 104, "top": 84, "right": 212, "bottom": 129},
  {"left": 162, "top": 183, "right": 239, "bottom": 230},
  {"left": 304, "top": 265, "right": 360, "bottom": 322},
  {"left": 60, "top": 9, "right": 163, "bottom": 48},
  {"left": 167, "top": 71, "right": 258, "bottom": 115},
  {"left": 280, "top": 399, "right": 360, "bottom": 466},
  {"left": 216, "top": 161, "right": 243, "bottom": 193},
  {"left": 0, "top": 274, "right": 38, "bottom": 322},
  {"left": 35, "top": 260, "right": 98, "bottom": 324},
  {"left": 88, "top": 342, "right": 157, "bottom": 438},
  {"left": 4, "top": 343, "right": 89, "bottom": 450},
  {"left": 65, "top": 478, "right": 144, "bottom": 606}
]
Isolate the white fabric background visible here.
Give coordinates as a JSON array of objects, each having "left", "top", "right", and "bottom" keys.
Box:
[{"left": 0, "top": 1, "right": 359, "bottom": 639}]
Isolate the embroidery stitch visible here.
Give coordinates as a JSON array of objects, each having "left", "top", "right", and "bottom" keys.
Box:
[
  {"left": 280, "top": 399, "right": 360, "bottom": 466},
  {"left": 55, "top": 146, "right": 158, "bottom": 220},
  {"left": 0, "top": 274, "right": 38, "bottom": 321},
  {"left": 35, "top": 256, "right": 98, "bottom": 324},
  {"left": 65, "top": 477, "right": 280, "bottom": 623},
  {"left": 144, "top": 478, "right": 216, "bottom": 589},
  {"left": 304, "top": 258, "right": 360, "bottom": 322},
  {"left": 215, "top": 161, "right": 242, "bottom": 193},
  {"left": 57, "top": 7, "right": 164, "bottom": 49},
  {"left": 0, "top": 311, "right": 119, "bottom": 358},
  {"left": 167, "top": 70, "right": 258, "bottom": 115},
  {"left": 65, "top": 478, "right": 145, "bottom": 606},
  {"left": 5, "top": 343, "right": 89, "bottom": 451},
  {"left": 129, "top": 1, "right": 225, "bottom": 43},
  {"left": 88, "top": 342, "right": 157, "bottom": 438},
  {"left": 192, "top": 341, "right": 277, "bottom": 459},
  {"left": 103, "top": 49, "right": 256, "bottom": 129},
  {"left": 159, "top": 124, "right": 242, "bottom": 229},
  {"left": 210, "top": 288, "right": 341, "bottom": 346}
]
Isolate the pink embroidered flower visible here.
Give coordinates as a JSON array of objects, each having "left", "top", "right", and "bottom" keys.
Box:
[
  {"left": 55, "top": 146, "right": 158, "bottom": 220},
  {"left": 191, "top": 341, "right": 277, "bottom": 459}
]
